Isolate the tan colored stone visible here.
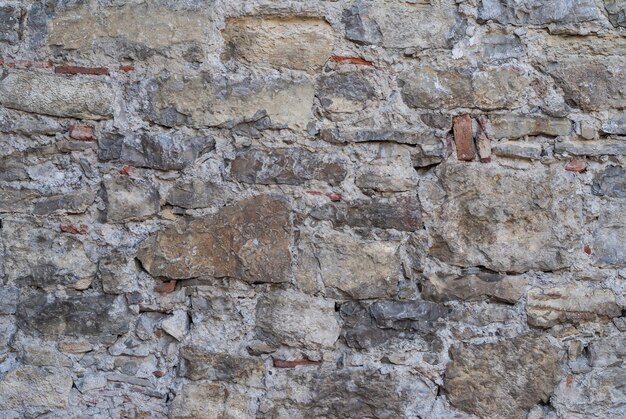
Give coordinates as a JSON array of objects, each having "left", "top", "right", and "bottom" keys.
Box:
[
  {"left": 181, "top": 346, "right": 265, "bottom": 387},
  {"left": 527, "top": 285, "right": 621, "bottom": 328},
  {"left": 0, "top": 366, "right": 72, "bottom": 410},
  {"left": 169, "top": 382, "right": 250, "bottom": 418},
  {"left": 223, "top": 16, "right": 334, "bottom": 72},
  {"left": 488, "top": 114, "right": 572, "bottom": 139},
  {"left": 58, "top": 340, "right": 92, "bottom": 353},
  {"left": 137, "top": 195, "right": 292, "bottom": 283},
  {"left": 422, "top": 271, "right": 528, "bottom": 304}
]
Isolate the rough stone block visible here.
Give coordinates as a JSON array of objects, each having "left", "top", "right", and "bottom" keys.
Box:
[
  {"left": 103, "top": 176, "right": 160, "bottom": 223},
  {"left": 487, "top": 114, "right": 572, "bottom": 139},
  {"left": 0, "top": 366, "right": 72, "bottom": 410}
]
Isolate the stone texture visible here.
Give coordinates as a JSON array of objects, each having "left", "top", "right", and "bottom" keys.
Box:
[
  {"left": 555, "top": 140, "right": 626, "bottom": 156},
  {"left": 527, "top": 285, "right": 621, "bottom": 328},
  {"left": 317, "top": 72, "right": 377, "bottom": 116},
  {"left": 0, "top": 5, "right": 20, "bottom": 44},
  {"left": 592, "top": 166, "right": 626, "bottom": 198},
  {"left": 453, "top": 114, "right": 476, "bottom": 161},
  {"left": 0, "top": 366, "right": 73, "bottom": 410},
  {"left": 420, "top": 163, "right": 582, "bottom": 273},
  {"left": 491, "top": 140, "right": 543, "bottom": 160},
  {"left": 601, "top": 110, "right": 626, "bottom": 135},
  {"left": 148, "top": 73, "right": 314, "bottom": 129},
  {"left": 103, "top": 176, "right": 160, "bottom": 223},
  {"left": 222, "top": 16, "right": 334, "bottom": 72},
  {"left": 606, "top": 0, "right": 626, "bottom": 27},
  {"left": 169, "top": 382, "right": 250, "bottom": 418},
  {"left": 165, "top": 180, "right": 227, "bottom": 209},
  {"left": 256, "top": 289, "right": 340, "bottom": 348},
  {"left": 422, "top": 270, "right": 528, "bottom": 304},
  {"left": 593, "top": 203, "right": 626, "bottom": 268},
  {"left": 445, "top": 335, "right": 561, "bottom": 419},
  {"left": 229, "top": 147, "right": 347, "bottom": 186},
  {"left": 181, "top": 346, "right": 264, "bottom": 386},
  {"left": 137, "top": 195, "right": 292, "bottom": 282},
  {"left": 0, "top": 70, "right": 113, "bottom": 119},
  {"left": 487, "top": 114, "right": 572, "bottom": 139},
  {"left": 478, "top": 0, "right": 604, "bottom": 28},
  {"left": 355, "top": 153, "right": 418, "bottom": 193}
]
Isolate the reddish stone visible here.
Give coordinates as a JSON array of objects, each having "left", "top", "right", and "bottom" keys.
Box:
[
  {"left": 330, "top": 55, "right": 373, "bottom": 66},
  {"left": 0, "top": 58, "right": 52, "bottom": 68},
  {"left": 565, "top": 160, "right": 587, "bottom": 173},
  {"left": 69, "top": 124, "right": 95, "bottom": 141},
  {"left": 119, "top": 165, "right": 135, "bottom": 176},
  {"left": 54, "top": 65, "right": 110, "bottom": 76},
  {"left": 566, "top": 374, "right": 574, "bottom": 388},
  {"left": 325, "top": 192, "right": 342, "bottom": 202},
  {"left": 306, "top": 190, "right": 324, "bottom": 196},
  {"left": 153, "top": 371, "right": 165, "bottom": 378},
  {"left": 453, "top": 114, "right": 476, "bottom": 162},
  {"left": 60, "top": 223, "right": 88, "bottom": 235},
  {"left": 155, "top": 280, "right": 177, "bottom": 293},
  {"left": 273, "top": 358, "right": 321, "bottom": 368},
  {"left": 119, "top": 64, "right": 135, "bottom": 72},
  {"left": 583, "top": 244, "right": 592, "bottom": 255}
]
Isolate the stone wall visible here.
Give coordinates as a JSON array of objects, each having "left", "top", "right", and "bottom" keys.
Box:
[{"left": 1, "top": 0, "right": 625, "bottom": 418}]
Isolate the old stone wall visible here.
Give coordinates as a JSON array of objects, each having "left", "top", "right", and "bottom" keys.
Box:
[{"left": 0, "top": 0, "right": 625, "bottom": 418}]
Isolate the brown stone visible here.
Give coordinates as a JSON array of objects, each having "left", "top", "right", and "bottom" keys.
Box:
[
  {"left": 273, "top": 358, "right": 321, "bottom": 368},
  {"left": 453, "top": 115, "right": 476, "bottom": 161},
  {"left": 58, "top": 340, "right": 93, "bottom": 353},
  {"left": 565, "top": 160, "right": 587, "bottom": 173},
  {"left": 137, "top": 195, "right": 292, "bottom": 283},
  {"left": 69, "top": 124, "right": 95, "bottom": 141}
]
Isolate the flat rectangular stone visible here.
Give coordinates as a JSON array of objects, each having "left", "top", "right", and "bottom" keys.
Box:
[
  {"left": 555, "top": 140, "right": 626, "bottom": 156},
  {"left": 488, "top": 114, "right": 572, "bottom": 139}
]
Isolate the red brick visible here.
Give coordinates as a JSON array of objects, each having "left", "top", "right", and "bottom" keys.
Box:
[
  {"left": 119, "top": 165, "right": 135, "bottom": 176},
  {"left": 453, "top": 114, "right": 476, "bottom": 162},
  {"left": 119, "top": 64, "right": 135, "bottom": 72},
  {"left": 0, "top": 58, "right": 52, "bottom": 69},
  {"left": 565, "top": 160, "right": 587, "bottom": 173},
  {"left": 155, "top": 280, "right": 177, "bottom": 293},
  {"left": 54, "top": 65, "right": 110, "bottom": 76},
  {"left": 330, "top": 56, "right": 373, "bottom": 66},
  {"left": 272, "top": 358, "right": 321, "bottom": 368},
  {"left": 60, "top": 223, "right": 88, "bottom": 235},
  {"left": 69, "top": 124, "right": 95, "bottom": 141},
  {"left": 325, "top": 192, "right": 342, "bottom": 202},
  {"left": 583, "top": 244, "right": 592, "bottom": 255}
]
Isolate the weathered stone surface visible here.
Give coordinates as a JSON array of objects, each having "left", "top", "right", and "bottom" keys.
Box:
[
  {"left": 2, "top": 221, "right": 96, "bottom": 287},
  {"left": 170, "top": 382, "right": 250, "bottom": 418},
  {"left": 0, "top": 366, "right": 73, "bottom": 410},
  {"left": 16, "top": 291, "right": 130, "bottom": 338},
  {"left": 555, "top": 140, "right": 626, "bottom": 156},
  {"left": 606, "top": 0, "right": 626, "bottom": 27},
  {"left": 342, "top": 1, "right": 383, "bottom": 46},
  {"left": 478, "top": 0, "right": 604, "bottom": 28},
  {"left": 592, "top": 166, "right": 626, "bottom": 198},
  {"left": 99, "top": 130, "right": 215, "bottom": 170},
  {"left": 166, "top": 180, "right": 227, "bottom": 209},
  {"left": 593, "top": 203, "right": 626, "bottom": 267},
  {"left": 256, "top": 289, "right": 340, "bottom": 348},
  {"left": 181, "top": 346, "right": 264, "bottom": 387},
  {"left": 422, "top": 271, "right": 528, "bottom": 304},
  {"left": 138, "top": 195, "right": 292, "bottom": 282},
  {"left": 262, "top": 367, "right": 436, "bottom": 418},
  {"left": 0, "top": 70, "right": 113, "bottom": 119},
  {"left": 370, "top": 300, "right": 448, "bottom": 332},
  {"left": 527, "top": 285, "right": 621, "bottom": 328},
  {"left": 400, "top": 64, "right": 530, "bottom": 110},
  {"left": 601, "top": 110, "right": 626, "bottom": 135},
  {"left": 420, "top": 163, "right": 582, "bottom": 273},
  {"left": 0, "top": 286, "right": 19, "bottom": 314},
  {"left": 0, "top": 5, "right": 19, "bottom": 44},
  {"left": 31, "top": 189, "right": 97, "bottom": 215},
  {"left": 103, "top": 176, "right": 160, "bottom": 223},
  {"left": 492, "top": 140, "right": 543, "bottom": 160},
  {"left": 445, "top": 335, "right": 561, "bottom": 419},
  {"left": 339, "top": 301, "right": 391, "bottom": 349},
  {"left": 487, "top": 114, "right": 571, "bottom": 139},
  {"left": 148, "top": 73, "right": 314, "bottom": 129},
  {"left": 48, "top": 3, "right": 209, "bottom": 53},
  {"left": 310, "top": 195, "right": 422, "bottom": 231},
  {"left": 229, "top": 147, "right": 347, "bottom": 185},
  {"left": 222, "top": 16, "right": 334, "bottom": 72},
  {"left": 98, "top": 251, "right": 138, "bottom": 295},
  {"left": 453, "top": 114, "right": 476, "bottom": 161},
  {"left": 356, "top": 153, "right": 418, "bottom": 193},
  {"left": 546, "top": 59, "right": 626, "bottom": 111},
  {"left": 298, "top": 229, "right": 401, "bottom": 299},
  {"left": 589, "top": 336, "right": 626, "bottom": 367},
  {"left": 317, "top": 72, "right": 377, "bottom": 116}
]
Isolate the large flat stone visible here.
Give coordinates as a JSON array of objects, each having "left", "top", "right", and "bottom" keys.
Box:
[
  {"left": 137, "top": 195, "right": 292, "bottom": 283},
  {"left": 422, "top": 270, "right": 528, "bottom": 304},
  {"left": 0, "top": 70, "right": 113, "bottom": 119},
  {"left": 103, "top": 176, "right": 160, "bottom": 223},
  {"left": 593, "top": 203, "right": 626, "bottom": 268},
  {"left": 0, "top": 366, "right": 73, "bottom": 410},
  {"left": 487, "top": 114, "right": 572, "bottom": 139},
  {"left": 419, "top": 163, "right": 582, "bottom": 273},
  {"left": 180, "top": 346, "right": 265, "bottom": 387}
]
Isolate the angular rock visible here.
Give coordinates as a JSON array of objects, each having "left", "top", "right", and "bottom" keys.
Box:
[
  {"left": 166, "top": 180, "right": 227, "bottom": 209},
  {"left": 148, "top": 73, "right": 314, "bottom": 129},
  {"left": 299, "top": 229, "right": 401, "bottom": 300},
  {"left": 339, "top": 301, "right": 390, "bottom": 349},
  {"left": 492, "top": 141, "right": 543, "bottom": 160},
  {"left": 2, "top": 221, "right": 96, "bottom": 287},
  {"left": 0, "top": 5, "right": 20, "bottom": 44},
  {"left": 309, "top": 195, "right": 422, "bottom": 231},
  {"left": 546, "top": 59, "right": 626, "bottom": 111},
  {"left": 0, "top": 70, "right": 113, "bottom": 119},
  {"left": 601, "top": 110, "right": 626, "bottom": 135},
  {"left": 229, "top": 147, "right": 347, "bottom": 186},
  {"left": 589, "top": 336, "right": 626, "bottom": 367},
  {"left": 593, "top": 203, "right": 626, "bottom": 267},
  {"left": 487, "top": 114, "right": 572, "bottom": 139},
  {"left": 478, "top": 0, "right": 604, "bottom": 28},
  {"left": 161, "top": 310, "right": 189, "bottom": 341},
  {"left": 400, "top": 64, "right": 530, "bottom": 110},
  {"left": 181, "top": 346, "right": 264, "bottom": 387},
  {"left": 0, "top": 286, "right": 19, "bottom": 314},
  {"left": 527, "top": 285, "right": 621, "bottom": 328},
  {"left": 592, "top": 166, "right": 626, "bottom": 198},
  {"left": 0, "top": 366, "right": 73, "bottom": 410},
  {"left": 422, "top": 271, "right": 528, "bottom": 304},
  {"left": 317, "top": 72, "right": 377, "bottom": 115},
  {"left": 170, "top": 382, "right": 250, "bottom": 418},
  {"left": 137, "top": 195, "right": 292, "bottom": 282},
  {"left": 99, "top": 130, "right": 215, "bottom": 170},
  {"left": 342, "top": 1, "right": 383, "bottom": 46},
  {"left": 606, "top": 0, "right": 626, "bottom": 27},
  {"left": 48, "top": 3, "right": 209, "bottom": 53},
  {"left": 98, "top": 251, "right": 138, "bottom": 295},
  {"left": 370, "top": 300, "right": 448, "bottom": 332},
  {"left": 32, "top": 189, "right": 97, "bottom": 215},
  {"left": 445, "top": 335, "right": 560, "bottom": 419},
  {"left": 420, "top": 163, "right": 582, "bottom": 272},
  {"left": 16, "top": 291, "right": 130, "bottom": 338},
  {"left": 355, "top": 154, "right": 418, "bottom": 193},
  {"left": 555, "top": 139, "right": 626, "bottom": 156},
  {"left": 222, "top": 16, "right": 334, "bottom": 72},
  {"left": 103, "top": 176, "right": 160, "bottom": 223},
  {"left": 256, "top": 289, "right": 340, "bottom": 349}
]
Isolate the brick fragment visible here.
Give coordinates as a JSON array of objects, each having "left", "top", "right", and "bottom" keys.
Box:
[
  {"left": 272, "top": 358, "right": 321, "bottom": 368},
  {"left": 453, "top": 114, "right": 476, "bottom": 161},
  {"left": 69, "top": 124, "right": 95, "bottom": 141},
  {"left": 60, "top": 223, "right": 88, "bottom": 235},
  {"left": 325, "top": 192, "right": 342, "bottom": 202},
  {"left": 0, "top": 58, "right": 52, "bottom": 69},
  {"left": 118, "top": 165, "right": 135, "bottom": 176},
  {"left": 330, "top": 56, "right": 373, "bottom": 66},
  {"left": 119, "top": 65, "right": 134, "bottom": 72},
  {"left": 565, "top": 160, "right": 587, "bottom": 173},
  {"left": 54, "top": 66, "right": 110, "bottom": 76},
  {"left": 584, "top": 244, "right": 592, "bottom": 255}
]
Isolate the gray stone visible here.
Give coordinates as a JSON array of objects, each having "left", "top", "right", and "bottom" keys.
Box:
[
  {"left": 527, "top": 285, "right": 621, "bottom": 327},
  {"left": 356, "top": 154, "right": 418, "bottom": 193},
  {"left": 229, "top": 147, "right": 347, "bottom": 186},
  {"left": 0, "top": 5, "right": 20, "bottom": 44},
  {"left": 98, "top": 251, "right": 138, "bottom": 295},
  {"left": 555, "top": 140, "right": 626, "bottom": 156},
  {"left": 339, "top": 301, "right": 390, "bottom": 349},
  {"left": 422, "top": 271, "right": 528, "bottom": 304},
  {"left": 103, "top": 176, "right": 160, "bottom": 223},
  {"left": 166, "top": 180, "right": 228, "bottom": 209},
  {"left": 592, "top": 166, "right": 626, "bottom": 198},
  {"left": 310, "top": 195, "right": 422, "bottom": 231},
  {"left": 170, "top": 382, "right": 250, "bottom": 418},
  {"left": 32, "top": 189, "right": 97, "bottom": 215},
  {"left": 317, "top": 72, "right": 377, "bottom": 115},
  {"left": 138, "top": 195, "right": 292, "bottom": 282},
  {"left": 342, "top": 1, "right": 383, "bottom": 46},
  {"left": 161, "top": 310, "right": 189, "bottom": 341},
  {"left": 99, "top": 130, "right": 215, "bottom": 171},
  {"left": 420, "top": 163, "right": 582, "bottom": 273},
  {"left": 445, "top": 335, "right": 561, "bottom": 419},
  {"left": 491, "top": 141, "right": 543, "bottom": 160},
  {"left": 370, "top": 300, "right": 448, "bottom": 332},
  {"left": 0, "top": 286, "right": 19, "bottom": 314},
  {"left": 601, "top": 111, "right": 626, "bottom": 135},
  {"left": 478, "top": 0, "right": 603, "bottom": 28},
  {"left": 256, "top": 289, "right": 340, "bottom": 349},
  {"left": 589, "top": 336, "right": 626, "bottom": 367},
  {"left": 180, "top": 346, "right": 264, "bottom": 387},
  {"left": 605, "top": 0, "right": 626, "bottom": 27},
  {"left": 16, "top": 291, "right": 130, "bottom": 338},
  {"left": 222, "top": 16, "right": 334, "bottom": 72},
  {"left": 487, "top": 114, "right": 572, "bottom": 139},
  {"left": 0, "top": 366, "right": 73, "bottom": 410},
  {"left": 0, "top": 70, "right": 113, "bottom": 119},
  {"left": 593, "top": 203, "right": 626, "bottom": 267}
]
